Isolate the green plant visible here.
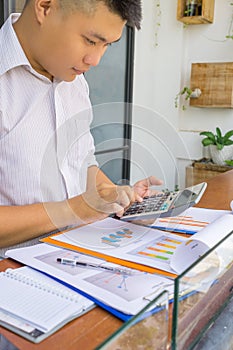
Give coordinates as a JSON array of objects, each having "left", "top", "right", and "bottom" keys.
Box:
[
  {"left": 225, "top": 159, "right": 233, "bottom": 166},
  {"left": 154, "top": 0, "right": 161, "bottom": 47},
  {"left": 175, "top": 86, "right": 193, "bottom": 110},
  {"left": 226, "top": 2, "right": 233, "bottom": 40},
  {"left": 200, "top": 127, "right": 233, "bottom": 150}
]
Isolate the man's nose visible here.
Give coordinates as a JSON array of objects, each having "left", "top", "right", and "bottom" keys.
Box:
[{"left": 83, "top": 50, "right": 105, "bottom": 67}]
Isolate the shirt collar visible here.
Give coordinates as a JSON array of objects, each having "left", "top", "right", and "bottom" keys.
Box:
[{"left": 0, "top": 13, "right": 34, "bottom": 76}]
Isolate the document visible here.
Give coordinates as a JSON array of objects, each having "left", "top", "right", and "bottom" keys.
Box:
[
  {"left": 151, "top": 207, "right": 231, "bottom": 234},
  {"left": 170, "top": 213, "right": 233, "bottom": 274},
  {"left": 43, "top": 218, "right": 186, "bottom": 277},
  {"left": 42, "top": 213, "right": 233, "bottom": 276},
  {"left": 7, "top": 210, "right": 233, "bottom": 322},
  {"left": 6, "top": 244, "right": 179, "bottom": 319}
]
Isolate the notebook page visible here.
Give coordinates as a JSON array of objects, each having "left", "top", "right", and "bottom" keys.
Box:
[{"left": 0, "top": 266, "right": 91, "bottom": 332}]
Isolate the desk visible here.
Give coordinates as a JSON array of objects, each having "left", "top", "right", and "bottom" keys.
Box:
[
  {"left": 1, "top": 170, "right": 233, "bottom": 350},
  {"left": 185, "top": 164, "right": 230, "bottom": 187}
]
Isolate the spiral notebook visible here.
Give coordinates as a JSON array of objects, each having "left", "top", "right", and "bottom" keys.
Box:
[{"left": 0, "top": 266, "right": 95, "bottom": 343}]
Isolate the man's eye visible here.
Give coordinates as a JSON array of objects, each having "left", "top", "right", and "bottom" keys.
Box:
[{"left": 86, "top": 38, "right": 96, "bottom": 46}]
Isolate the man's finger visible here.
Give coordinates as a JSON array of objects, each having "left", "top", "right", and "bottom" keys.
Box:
[{"left": 147, "top": 176, "right": 163, "bottom": 186}]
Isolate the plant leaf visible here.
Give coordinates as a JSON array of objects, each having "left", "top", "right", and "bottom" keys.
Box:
[
  {"left": 200, "top": 132, "right": 215, "bottom": 142},
  {"left": 201, "top": 138, "right": 214, "bottom": 146},
  {"left": 223, "top": 130, "right": 233, "bottom": 142},
  {"left": 216, "top": 127, "right": 222, "bottom": 139},
  {"left": 216, "top": 141, "right": 224, "bottom": 150},
  {"left": 225, "top": 160, "right": 233, "bottom": 166},
  {"left": 224, "top": 139, "right": 233, "bottom": 146}
]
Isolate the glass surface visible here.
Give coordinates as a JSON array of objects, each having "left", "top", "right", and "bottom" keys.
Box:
[
  {"left": 171, "top": 230, "right": 233, "bottom": 350},
  {"left": 96, "top": 291, "right": 169, "bottom": 350}
]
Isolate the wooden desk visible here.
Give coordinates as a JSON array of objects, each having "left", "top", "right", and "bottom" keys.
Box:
[
  {"left": 195, "top": 168, "right": 233, "bottom": 210},
  {"left": 1, "top": 170, "right": 233, "bottom": 350},
  {"left": 185, "top": 165, "right": 230, "bottom": 187}
]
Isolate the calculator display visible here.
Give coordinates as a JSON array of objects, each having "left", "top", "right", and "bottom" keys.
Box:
[{"left": 172, "top": 189, "right": 197, "bottom": 208}]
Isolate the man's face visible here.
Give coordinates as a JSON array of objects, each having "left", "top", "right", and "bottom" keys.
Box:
[{"left": 30, "top": 2, "right": 126, "bottom": 81}]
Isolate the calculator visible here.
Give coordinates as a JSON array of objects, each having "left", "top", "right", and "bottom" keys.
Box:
[{"left": 121, "top": 182, "right": 207, "bottom": 221}]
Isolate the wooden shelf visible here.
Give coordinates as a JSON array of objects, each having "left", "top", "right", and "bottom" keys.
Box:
[
  {"left": 177, "top": 0, "right": 215, "bottom": 24},
  {"left": 190, "top": 62, "right": 233, "bottom": 108}
]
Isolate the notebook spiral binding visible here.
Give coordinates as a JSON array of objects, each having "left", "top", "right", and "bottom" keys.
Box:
[{"left": 3, "top": 268, "right": 81, "bottom": 303}]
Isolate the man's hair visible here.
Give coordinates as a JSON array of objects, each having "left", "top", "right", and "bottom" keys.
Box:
[{"left": 25, "top": 0, "right": 142, "bottom": 29}]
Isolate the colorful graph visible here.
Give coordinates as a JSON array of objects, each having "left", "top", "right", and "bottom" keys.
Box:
[
  {"left": 128, "top": 235, "right": 183, "bottom": 263},
  {"left": 153, "top": 215, "right": 209, "bottom": 234},
  {"left": 101, "top": 228, "right": 133, "bottom": 247}
]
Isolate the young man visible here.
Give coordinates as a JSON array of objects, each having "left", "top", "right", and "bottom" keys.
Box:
[{"left": 0, "top": 0, "right": 162, "bottom": 253}]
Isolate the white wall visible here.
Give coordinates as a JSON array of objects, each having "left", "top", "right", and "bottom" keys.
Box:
[{"left": 131, "top": 0, "right": 233, "bottom": 190}]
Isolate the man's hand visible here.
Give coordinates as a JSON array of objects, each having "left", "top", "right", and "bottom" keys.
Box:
[
  {"left": 133, "top": 176, "right": 163, "bottom": 198},
  {"left": 67, "top": 174, "right": 163, "bottom": 226},
  {"left": 130, "top": 176, "right": 163, "bottom": 226},
  {"left": 83, "top": 182, "right": 142, "bottom": 218},
  {"left": 68, "top": 182, "right": 142, "bottom": 225}
]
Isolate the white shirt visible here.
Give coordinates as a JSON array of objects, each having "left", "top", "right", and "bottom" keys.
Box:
[{"left": 0, "top": 14, "right": 98, "bottom": 206}]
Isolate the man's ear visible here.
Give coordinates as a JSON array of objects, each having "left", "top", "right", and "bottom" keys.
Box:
[{"left": 34, "top": 0, "right": 53, "bottom": 24}]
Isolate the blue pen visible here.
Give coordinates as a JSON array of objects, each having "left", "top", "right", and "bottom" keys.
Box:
[{"left": 150, "top": 226, "right": 197, "bottom": 235}]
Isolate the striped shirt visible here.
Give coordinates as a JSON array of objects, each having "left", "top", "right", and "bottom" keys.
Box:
[
  {"left": 0, "top": 14, "right": 98, "bottom": 206},
  {"left": 0, "top": 14, "right": 98, "bottom": 255}
]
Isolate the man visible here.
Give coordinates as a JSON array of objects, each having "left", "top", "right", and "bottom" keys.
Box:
[{"left": 0, "top": 0, "right": 162, "bottom": 252}]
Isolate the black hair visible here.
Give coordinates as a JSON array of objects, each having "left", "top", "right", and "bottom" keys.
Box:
[
  {"left": 102, "top": 0, "right": 142, "bottom": 29},
  {"left": 24, "top": 0, "right": 142, "bottom": 29}
]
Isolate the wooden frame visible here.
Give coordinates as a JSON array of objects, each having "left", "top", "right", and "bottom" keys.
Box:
[
  {"left": 177, "top": 0, "right": 215, "bottom": 24},
  {"left": 190, "top": 62, "right": 233, "bottom": 108}
]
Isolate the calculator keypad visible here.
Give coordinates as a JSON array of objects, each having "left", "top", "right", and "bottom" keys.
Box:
[{"left": 122, "top": 191, "right": 178, "bottom": 218}]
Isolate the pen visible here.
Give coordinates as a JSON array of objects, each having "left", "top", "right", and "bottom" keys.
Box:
[
  {"left": 150, "top": 226, "right": 197, "bottom": 235},
  {"left": 56, "top": 258, "right": 133, "bottom": 275}
]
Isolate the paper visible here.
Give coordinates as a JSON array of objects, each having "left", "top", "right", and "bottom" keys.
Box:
[
  {"left": 47, "top": 218, "right": 186, "bottom": 275},
  {"left": 7, "top": 211, "right": 233, "bottom": 318},
  {"left": 42, "top": 212, "right": 233, "bottom": 277},
  {"left": 6, "top": 244, "right": 178, "bottom": 316},
  {"left": 151, "top": 207, "right": 231, "bottom": 234},
  {"left": 170, "top": 214, "right": 233, "bottom": 274}
]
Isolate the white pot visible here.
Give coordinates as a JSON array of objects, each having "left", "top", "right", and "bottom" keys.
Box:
[{"left": 209, "top": 144, "right": 233, "bottom": 165}]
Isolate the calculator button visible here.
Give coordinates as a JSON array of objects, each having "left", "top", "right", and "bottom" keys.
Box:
[{"left": 122, "top": 191, "right": 179, "bottom": 219}]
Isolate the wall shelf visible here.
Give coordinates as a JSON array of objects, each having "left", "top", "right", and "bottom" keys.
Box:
[
  {"left": 190, "top": 62, "right": 233, "bottom": 108},
  {"left": 177, "top": 0, "right": 215, "bottom": 24}
]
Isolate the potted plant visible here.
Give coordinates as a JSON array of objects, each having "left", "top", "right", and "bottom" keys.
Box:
[{"left": 200, "top": 127, "right": 233, "bottom": 165}]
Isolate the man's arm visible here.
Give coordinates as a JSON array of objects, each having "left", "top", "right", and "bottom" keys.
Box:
[
  {"left": 86, "top": 165, "right": 115, "bottom": 189},
  {"left": 0, "top": 167, "right": 136, "bottom": 248},
  {"left": 0, "top": 202, "right": 60, "bottom": 248},
  {"left": 0, "top": 167, "right": 161, "bottom": 249}
]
